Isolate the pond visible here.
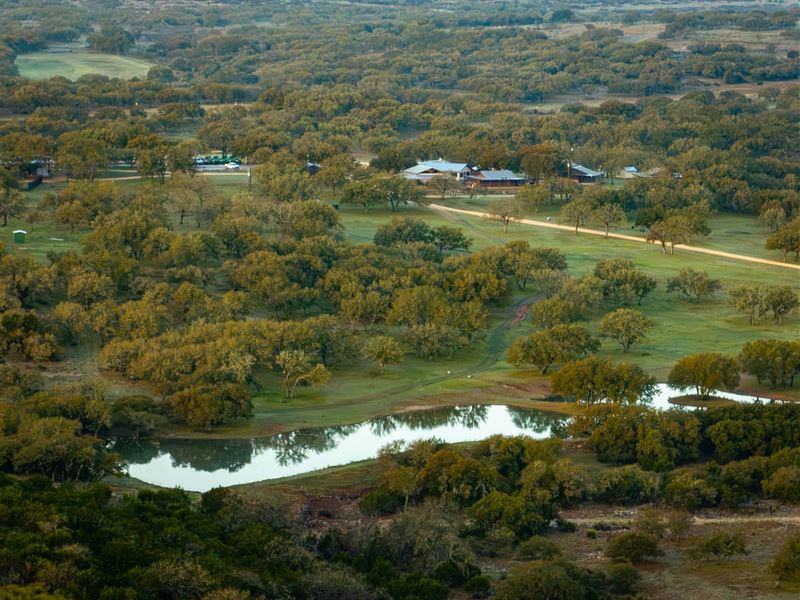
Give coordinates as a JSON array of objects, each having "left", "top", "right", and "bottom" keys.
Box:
[
  {"left": 119, "top": 384, "right": 762, "bottom": 492},
  {"left": 119, "top": 405, "right": 566, "bottom": 492},
  {"left": 648, "top": 383, "right": 760, "bottom": 410}
]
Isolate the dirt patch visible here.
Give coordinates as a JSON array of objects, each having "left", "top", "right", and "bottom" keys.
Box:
[
  {"left": 510, "top": 303, "right": 529, "bottom": 326},
  {"left": 547, "top": 502, "right": 800, "bottom": 599},
  {"left": 302, "top": 494, "right": 367, "bottom": 535}
]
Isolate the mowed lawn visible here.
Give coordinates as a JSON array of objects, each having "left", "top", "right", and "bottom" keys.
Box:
[
  {"left": 441, "top": 193, "right": 786, "bottom": 261},
  {"left": 16, "top": 50, "right": 153, "bottom": 81},
  {"left": 5, "top": 176, "right": 799, "bottom": 436},
  {"left": 339, "top": 203, "right": 799, "bottom": 378},
  {"left": 3, "top": 178, "right": 145, "bottom": 260},
  {"left": 216, "top": 202, "right": 800, "bottom": 436}
]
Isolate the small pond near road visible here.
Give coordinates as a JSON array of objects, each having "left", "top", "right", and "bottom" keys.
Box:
[{"left": 119, "top": 384, "right": 762, "bottom": 492}]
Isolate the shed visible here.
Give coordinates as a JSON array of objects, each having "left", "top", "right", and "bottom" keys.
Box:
[
  {"left": 570, "top": 164, "right": 605, "bottom": 183},
  {"left": 13, "top": 230, "right": 27, "bottom": 244},
  {"left": 617, "top": 166, "right": 663, "bottom": 180}
]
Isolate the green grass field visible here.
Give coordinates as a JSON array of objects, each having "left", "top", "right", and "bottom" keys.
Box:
[
  {"left": 164, "top": 197, "right": 800, "bottom": 439},
  {"left": 441, "top": 194, "right": 783, "bottom": 260},
  {"left": 16, "top": 50, "right": 154, "bottom": 81},
  {"left": 7, "top": 176, "right": 798, "bottom": 438},
  {"left": 260, "top": 208, "right": 800, "bottom": 428}
]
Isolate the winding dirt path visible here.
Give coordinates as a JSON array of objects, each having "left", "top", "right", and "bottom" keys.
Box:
[
  {"left": 568, "top": 514, "right": 800, "bottom": 526},
  {"left": 429, "top": 204, "right": 800, "bottom": 272}
]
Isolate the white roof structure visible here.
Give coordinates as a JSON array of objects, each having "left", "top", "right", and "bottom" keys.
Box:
[
  {"left": 402, "top": 159, "right": 473, "bottom": 181},
  {"left": 572, "top": 164, "right": 605, "bottom": 177},
  {"left": 618, "top": 166, "right": 663, "bottom": 179}
]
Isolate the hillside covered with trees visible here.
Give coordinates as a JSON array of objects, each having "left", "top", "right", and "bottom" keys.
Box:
[{"left": 1, "top": 1, "right": 799, "bottom": 598}]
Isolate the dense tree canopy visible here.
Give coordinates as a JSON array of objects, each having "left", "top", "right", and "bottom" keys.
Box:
[{"left": 0, "top": 2, "right": 798, "bottom": 598}]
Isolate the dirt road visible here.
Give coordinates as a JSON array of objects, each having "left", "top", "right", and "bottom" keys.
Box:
[
  {"left": 429, "top": 204, "right": 800, "bottom": 272},
  {"left": 567, "top": 514, "right": 800, "bottom": 526}
]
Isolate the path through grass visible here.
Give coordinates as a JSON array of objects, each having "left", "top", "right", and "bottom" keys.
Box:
[
  {"left": 430, "top": 203, "right": 800, "bottom": 271},
  {"left": 8, "top": 176, "right": 798, "bottom": 438}
]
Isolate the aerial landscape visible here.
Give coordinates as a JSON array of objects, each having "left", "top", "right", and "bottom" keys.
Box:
[{"left": 1, "top": 0, "right": 800, "bottom": 598}]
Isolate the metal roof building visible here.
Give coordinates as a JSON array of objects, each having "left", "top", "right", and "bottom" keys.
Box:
[
  {"left": 465, "top": 169, "right": 527, "bottom": 187},
  {"left": 402, "top": 159, "right": 473, "bottom": 181},
  {"left": 570, "top": 164, "right": 605, "bottom": 182}
]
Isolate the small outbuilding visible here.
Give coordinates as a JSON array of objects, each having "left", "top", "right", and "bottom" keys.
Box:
[
  {"left": 13, "top": 230, "right": 27, "bottom": 244},
  {"left": 569, "top": 164, "right": 605, "bottom": 183},
  {"left": 617, "top": 166, "right": 663, "bottom": 180},
  {"left": 28, "top": 159, "right": 52, "bottom": 178}
]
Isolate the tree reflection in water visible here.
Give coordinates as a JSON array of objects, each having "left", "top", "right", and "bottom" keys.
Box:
[
  {"left": 369, "top": 415, "right": 398, "bottom": 436},
  {"left": 254, "top": 424, "right": 360, "bottom": 466},
  {"left": 115, "top": 438, "right": 256, "bottom": 473},
  {"left": 507, "top": 407, "right": 569, "bottom": 436},
  {"left": 118, "top": 405, "right": 566, "bottom": 477},
  {"left": 456, "top": 405, "right": 489, "bottom": 429},
  {"left": 162, "top": 438, "right": 256, "bottom": 472},
  {"left": 113, "top": 439, "right": 161, "bottom": 467},
  {"left": 376, "top": 404, "right": 490, "bottom": 432}
]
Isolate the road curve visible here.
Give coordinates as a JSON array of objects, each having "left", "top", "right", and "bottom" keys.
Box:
[{"left": 429, "top": 204, "right": 800, "bottom": 272}]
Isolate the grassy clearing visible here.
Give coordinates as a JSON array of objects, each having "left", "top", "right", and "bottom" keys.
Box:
[
  {"left": 339, "top": 202, "right": 798, "bottom": 385},
  {"left": 4, "top": 178, "right": 145, "bottom": 260},
  {"left": 163, "top": 123, "right": 201, "bottom": 141},
  {"left": 239, "top": 459, "right": 385, "bottom": 496},
  {"left": 667, "top": 27, "right": 799, "bottom": 53},
  {"left": 167, "top": 303, "right": 581, "bottom": 439},
  {"left": 8, "top": 176, "right": 799, "bottom": 439},
  {"left": 16, "top": 49, "right": 154, "bottom": 81},
  {"left": 440, "top": 193, "right": 784, "bottom": 260}
]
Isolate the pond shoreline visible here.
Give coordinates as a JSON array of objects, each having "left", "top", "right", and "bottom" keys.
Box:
[
  {"left": 149, "top": 395, "right": 580, "bottom": 441},
  {"left": 146, "top": 382, "right": 791, "bottom": 442},
  {"left": 119, "top": 384, "right": 773, "bottom": 492}
]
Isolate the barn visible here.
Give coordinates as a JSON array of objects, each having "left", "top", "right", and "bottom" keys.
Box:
[{"left": 570, "top": 164, "right": 605, "bottom": 183}]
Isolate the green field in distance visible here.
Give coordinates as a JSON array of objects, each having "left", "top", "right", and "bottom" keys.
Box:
[{"left": 16, "top": 49, "right": 153, "bottom": 80}]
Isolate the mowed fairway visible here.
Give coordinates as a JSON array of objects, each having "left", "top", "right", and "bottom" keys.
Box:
[{"left": 16, "top": 50, "right": 153, "bottom": 80}]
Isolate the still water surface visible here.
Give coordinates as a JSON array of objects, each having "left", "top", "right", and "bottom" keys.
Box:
[
  {"left": 119, "top": 384, "right": 761, "bottom": 492},
  {"left": 121, "top": 405, "right": 564, "bottom": 491}
]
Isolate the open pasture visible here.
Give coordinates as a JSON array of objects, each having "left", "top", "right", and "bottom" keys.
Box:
[
  {"left": 6, "top": 175, "right": 798, "bottom": 439},
  {"left": 16, "top": 49, "right": 153, "bottom": 81}
]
